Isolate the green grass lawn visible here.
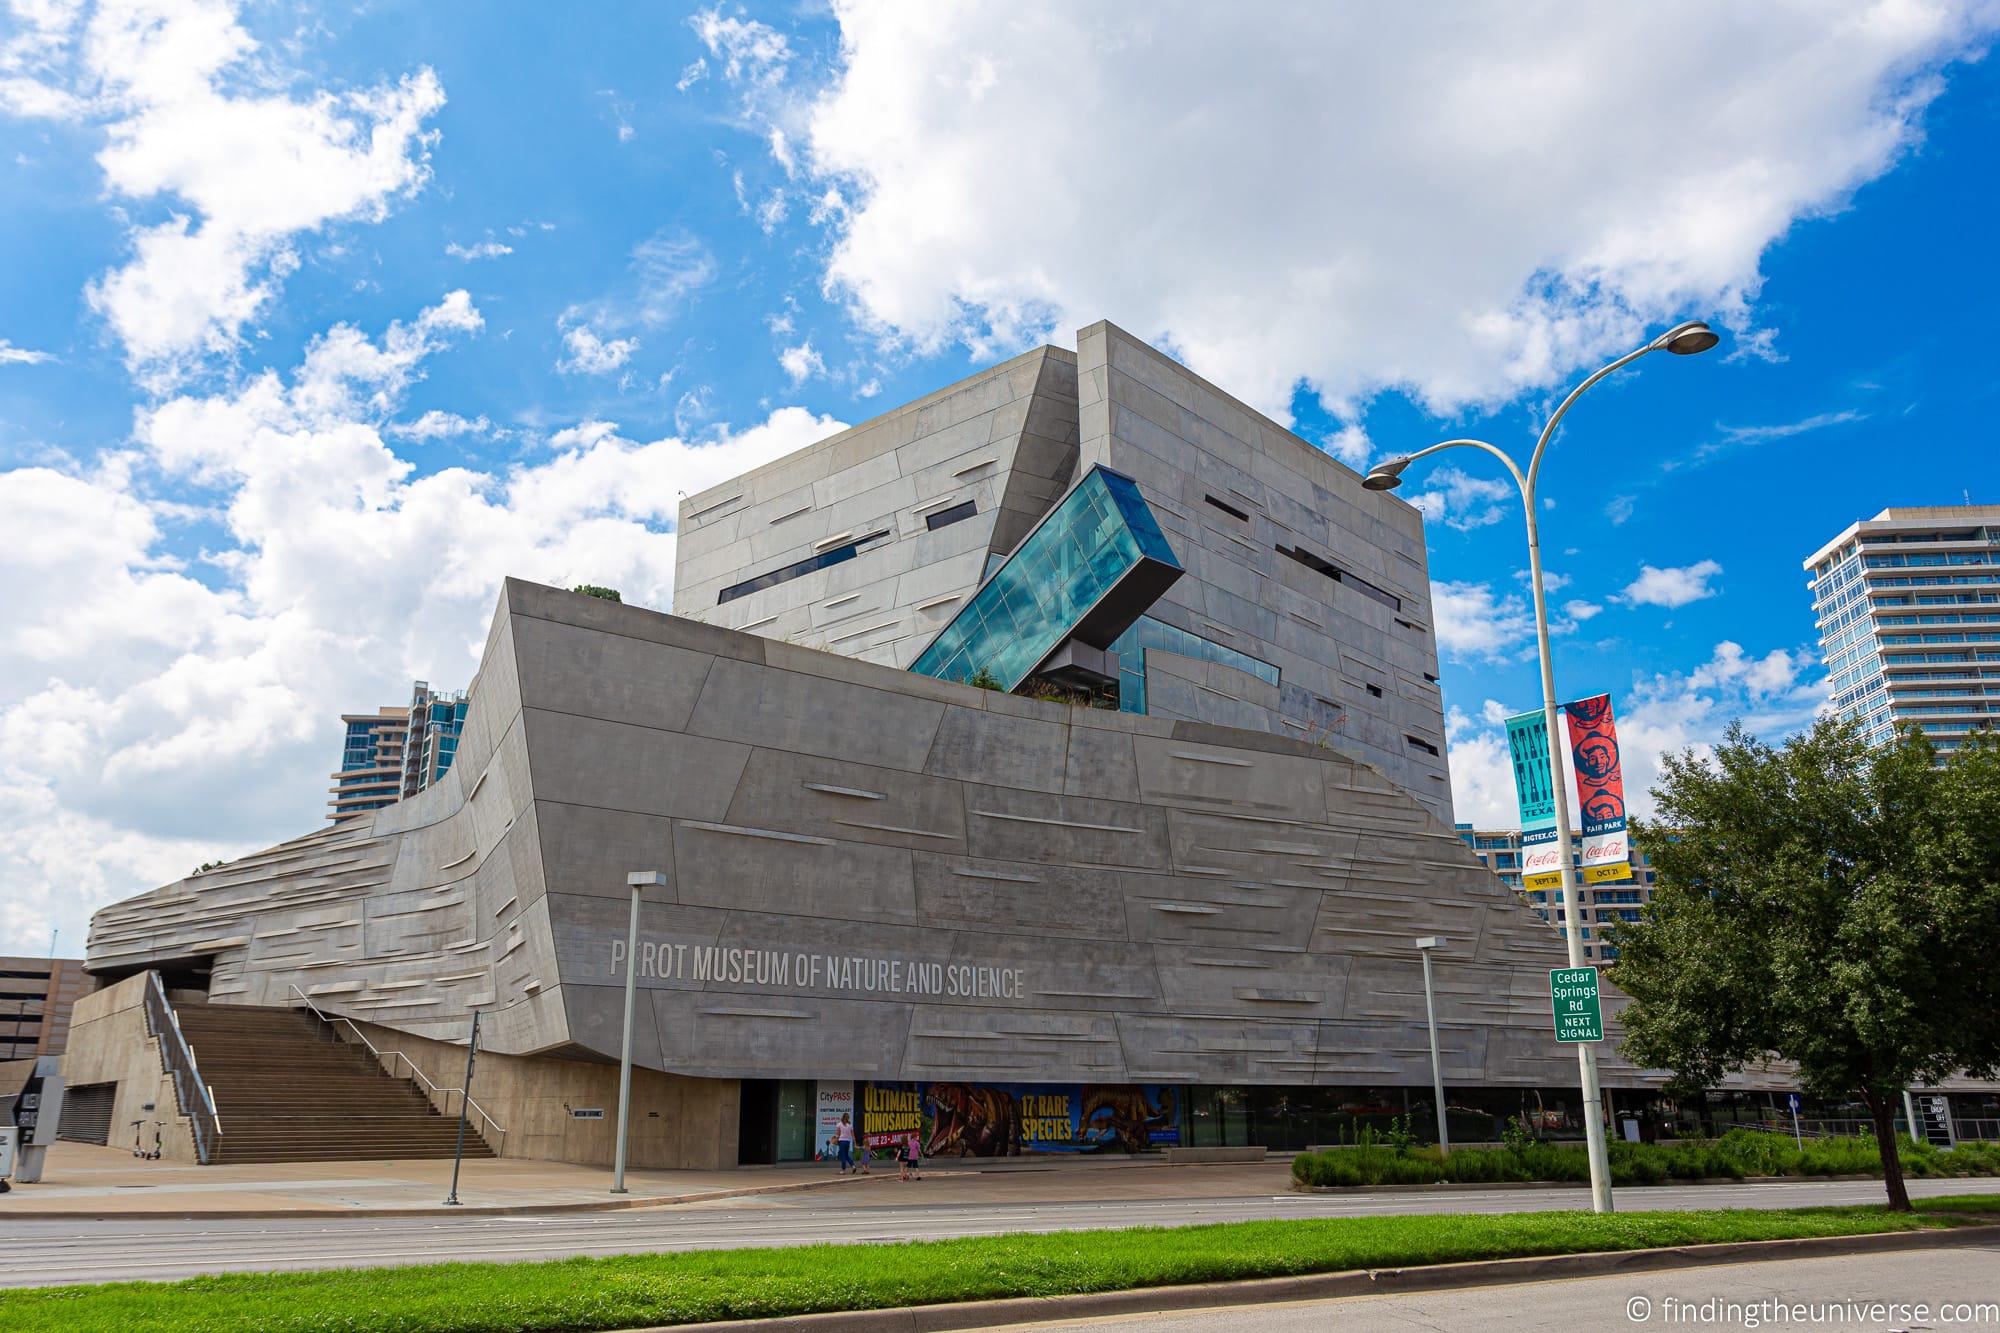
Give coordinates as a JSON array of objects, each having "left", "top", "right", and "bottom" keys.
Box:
[{"left": 7, "top": 1198, "right": 1999, "bottom": 1333}]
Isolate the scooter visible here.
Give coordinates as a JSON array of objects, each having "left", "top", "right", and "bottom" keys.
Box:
[{"left": 131, "top": 1118, "right": 162, "bottom": 1160}]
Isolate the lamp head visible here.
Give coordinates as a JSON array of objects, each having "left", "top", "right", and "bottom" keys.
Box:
[
  {"left": 1415, "top": 936, "right": 1444, "bottom": 951},
  {"left": 626, "top": 870, "right": 668, "bottom": 888},
  {"left": 1363, "top": 456, "right": 1412, "bottom": 491},
  {"left": 1657, "top": 320, "right": 1720, "bottom": 356}
]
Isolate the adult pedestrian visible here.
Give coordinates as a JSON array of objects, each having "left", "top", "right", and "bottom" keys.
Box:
[
  {"left": 835, "top": 1112, "right": 855, "bottom": 1174},
  {"left": 899, "top": 1132, "right": 922, "bottom": 1181}
]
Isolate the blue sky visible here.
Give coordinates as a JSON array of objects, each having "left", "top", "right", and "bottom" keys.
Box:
[{"left": 1, "top": 2, "right": 1996, "bottom": 954}]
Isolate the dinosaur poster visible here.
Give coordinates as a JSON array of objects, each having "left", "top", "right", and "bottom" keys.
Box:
[{"left": 863, "top": 1081, "right": 1182, "bottom": 1155}]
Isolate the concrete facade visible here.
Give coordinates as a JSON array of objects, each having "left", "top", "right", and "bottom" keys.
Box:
[
  {"left": 89, "top": 581, "right": 1652, "bottom": 1108},
  {"left": 674, "top": 324, "right": 1452, "bottom": 819},
  {"left": 59, "top": 974, "right": 203, "bottom": 1162}
]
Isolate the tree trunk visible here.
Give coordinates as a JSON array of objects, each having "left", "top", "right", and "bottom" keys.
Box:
[{"left": 1865, "top": 1091, "right": 1912, "bottom": 1212}]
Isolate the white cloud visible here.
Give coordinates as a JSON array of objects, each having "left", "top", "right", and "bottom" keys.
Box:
[
  {"left": 628, "top": 232, "right": 716, "bottom": 326},
  {"left": 1405, "top": 465, "right": 1517, "bottom": 532},
  {"left": 1605, "top": 494, "right": 1637, "bottom": 526},
  {"left": 445, "top": 240, "right": 512, "bottom": 261},
  {"left": 1324, "top": 423, "right": 1370, "bottom": 469},
  {"left": 1562, "top": 599, "right": 1603, "bottom": 622},
  {"left": 0, "top": 338, "right": 56, "bottom": 364},
  {"left": 18, "top": 0, "right": 446, "bottom": 373},
  {"left": 556, "top": 321, "right": 638, "bottom": 376},
  {"left": 387, "top": 409, "right": 491, "bottom": 441},
  {"left": 1716, "top": 408, "right": 1868, "bottom": 444},
  {"left": 689, "top": 8, "right": 791, "bottom": 94},
  {"left": 0, "top": 295, "right": 845, "bottom": 953},
  {"left": 1621, "top": 558, "right": 1724, "bottom": 608},
  {"left": 1431, "top": 579, "right": 1537, "bottom": 663},
  {"left": 1445, "top": 640, "right": 1826, "bottom": 828},
  {"left": 1444, "top": 704, "right": 1522, "bottom": 829},
  {"left": 1689, "top": 639, "right": 1810, "bottom": 697},
  {"left": 783, "top": 3, "right": 1990, "bottom": 419},
  {"left": 779, "top": 339, "right": 824, "bottom": 384}
]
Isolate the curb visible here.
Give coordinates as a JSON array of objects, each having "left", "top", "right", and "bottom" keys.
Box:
[
  {"left": 621, "top": 1223, "right": 2000, "bottom": 1332},
  {"left": 1295, "top": 1173, "right": 1884, "bottom": 1195},
  {"left": 0, "top": 1171, "right": 885, "bottom": 1222}
]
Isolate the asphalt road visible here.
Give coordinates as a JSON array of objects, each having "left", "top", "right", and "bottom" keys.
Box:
[
  {"left": 983, "top": 1243, "right": 2000, "bottom": 1331},
  {"left": 4, "top": 1176, "right": 1997, "bottom": 1288}
]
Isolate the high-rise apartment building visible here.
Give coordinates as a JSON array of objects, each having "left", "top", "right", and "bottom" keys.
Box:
[
  {"left": 402, "top": 681, "right": 469, "bottom": 798},
  {"left": 0, "top": 955, "right": 88, "bottom": 1062},
  {"left": 326, "top": 682, "right": 470, "bottom": 822},
  {"left": 1805, "top": 504, "right": 2000, "bottom": 754},
  {"left": 327, "top": 704, "right": 408, "bottom": 823},
  {"left": 1456, "top": 826, "right": 1659, "bottom": 965}
]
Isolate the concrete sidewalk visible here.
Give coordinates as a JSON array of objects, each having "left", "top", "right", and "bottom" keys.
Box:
[
  {"left": 0, "top": 1141, "right": 874, "bottom": 1216},
  {"left": 0, "top": 1143, "right": 1301, "bottom": 1218}
]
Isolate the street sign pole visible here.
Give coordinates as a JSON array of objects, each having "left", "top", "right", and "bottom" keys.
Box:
[
  {"left": 442, "top": 1010, "right": 480, "bottom": 1207},
  {"left": 1787, "top": 1092, "right": 1802, "bottom": 1151}
]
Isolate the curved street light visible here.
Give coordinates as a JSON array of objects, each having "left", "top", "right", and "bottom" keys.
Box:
[{"left": 1365, "top": 320, "right": 1719, "bottom": 1214}]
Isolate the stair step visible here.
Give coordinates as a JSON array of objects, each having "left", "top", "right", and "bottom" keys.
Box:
[{"left": 159, "top": 1000, "right": 499, "bottom": 1165}]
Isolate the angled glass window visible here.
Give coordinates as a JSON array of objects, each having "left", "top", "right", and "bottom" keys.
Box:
[
  {"left": 909, "top": 466, "right": 1181, "bottom": 691},
  {"left": 1108, "top": 616, "right": 1279, "bottom": 716},
  {"left": 924, "top": 499, "right": 978, "bottom": 531},
  {"left": 718, "top": 530, "right": 890, "bottom": 605}
]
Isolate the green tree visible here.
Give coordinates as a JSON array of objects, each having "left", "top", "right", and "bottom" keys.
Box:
[
  {"left": 571, "top": 585, "right": 622, "bottom": 603},
  {"left": 1612, "top": 717, "right": 2000, "bottom": 1210}
]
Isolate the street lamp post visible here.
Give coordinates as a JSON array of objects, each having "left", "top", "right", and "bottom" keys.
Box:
[
  {"left": 612, "top": 869, "right": 668, "bottom": 1195},
  {"left": 1415, "top": 936, "right": 1450, "bottom": 1156},
  {"left": 1365, "top": 319, "right": 1719, "bottom": 1214}
]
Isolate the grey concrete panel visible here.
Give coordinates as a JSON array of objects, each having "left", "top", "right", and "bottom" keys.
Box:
[
  {"left": 521, "top": 708, "right": 750, "bottom": 823},
  {"left": 535, "top": 801, "right": 677, "bottom": 903},
  {"left": 511, "top": 612, "right": 713, "bottom": 734},
  {"left": 685, "top": 657, "right": 947, "bottom": 774},
  {"left": 924, "top": 704, "right": 1070, "bottom": 795},
  {"left": 911, "top": 853, "right": 1128, "bottom": 941},
  {"left": 671, "top": 820, "right": 918, "bottom": 924},
  {"left": 961, "top": 783, "right": 1172, "bottom": 871},
  {"left": 1062, "top": 726, "right": 1140, "bottom": 801},
  {"left": 723, "top": 747, "right": 968, "bottom": 855}
]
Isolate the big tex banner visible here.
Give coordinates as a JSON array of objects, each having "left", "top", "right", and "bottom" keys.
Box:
[
  {"left": 1505, "top": 709, "right": 1563, "bottom": 891},
  {"left": 1506, "top": 695, "right": 1632, "bottom": 890}
]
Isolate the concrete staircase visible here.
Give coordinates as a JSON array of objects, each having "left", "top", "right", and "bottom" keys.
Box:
[{"left": 170, "top": 1002, "right": 495, "bottom": 1164}]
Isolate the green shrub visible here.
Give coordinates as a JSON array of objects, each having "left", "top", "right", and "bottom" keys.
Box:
[
  {"left": 1713, "top": 1128, "right": 1801, "bottom": 1177},
  {"left": 1295, "top": 1127, "right": 2000, "bottom": 1190}
]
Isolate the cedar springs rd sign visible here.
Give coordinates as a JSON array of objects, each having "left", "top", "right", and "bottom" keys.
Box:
[{"left": 1549, "top": 966, "right": 1604, "bottom": 1043}]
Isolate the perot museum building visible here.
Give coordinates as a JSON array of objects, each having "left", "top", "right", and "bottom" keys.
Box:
[{"left": 73, "top": 322, "right": 1833, "bottom": 1168}]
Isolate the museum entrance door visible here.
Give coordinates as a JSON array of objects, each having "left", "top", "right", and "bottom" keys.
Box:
[{"left": 737, "top": 1079, "right": 778, "bottom": 1164}]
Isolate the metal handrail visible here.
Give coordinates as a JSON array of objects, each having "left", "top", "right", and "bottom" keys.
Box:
[
  {"left": 143, "top": 972, "right": 223, "bottom": 1163},
  {"left": 287, "top": 984, "right": 507, "bottom": 1149}
]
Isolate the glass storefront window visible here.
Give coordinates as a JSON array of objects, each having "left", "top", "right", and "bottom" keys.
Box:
[{"left": 775, "top": 1078, "right": 817, "bottom": 1162}]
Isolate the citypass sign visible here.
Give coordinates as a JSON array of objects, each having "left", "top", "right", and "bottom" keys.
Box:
[
  {"left": 1561, "top": 694, "right": 1632, "bottom": 884},
  {"left": 1505, "top": 709, "right": 1563, "bottom": 890}
]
